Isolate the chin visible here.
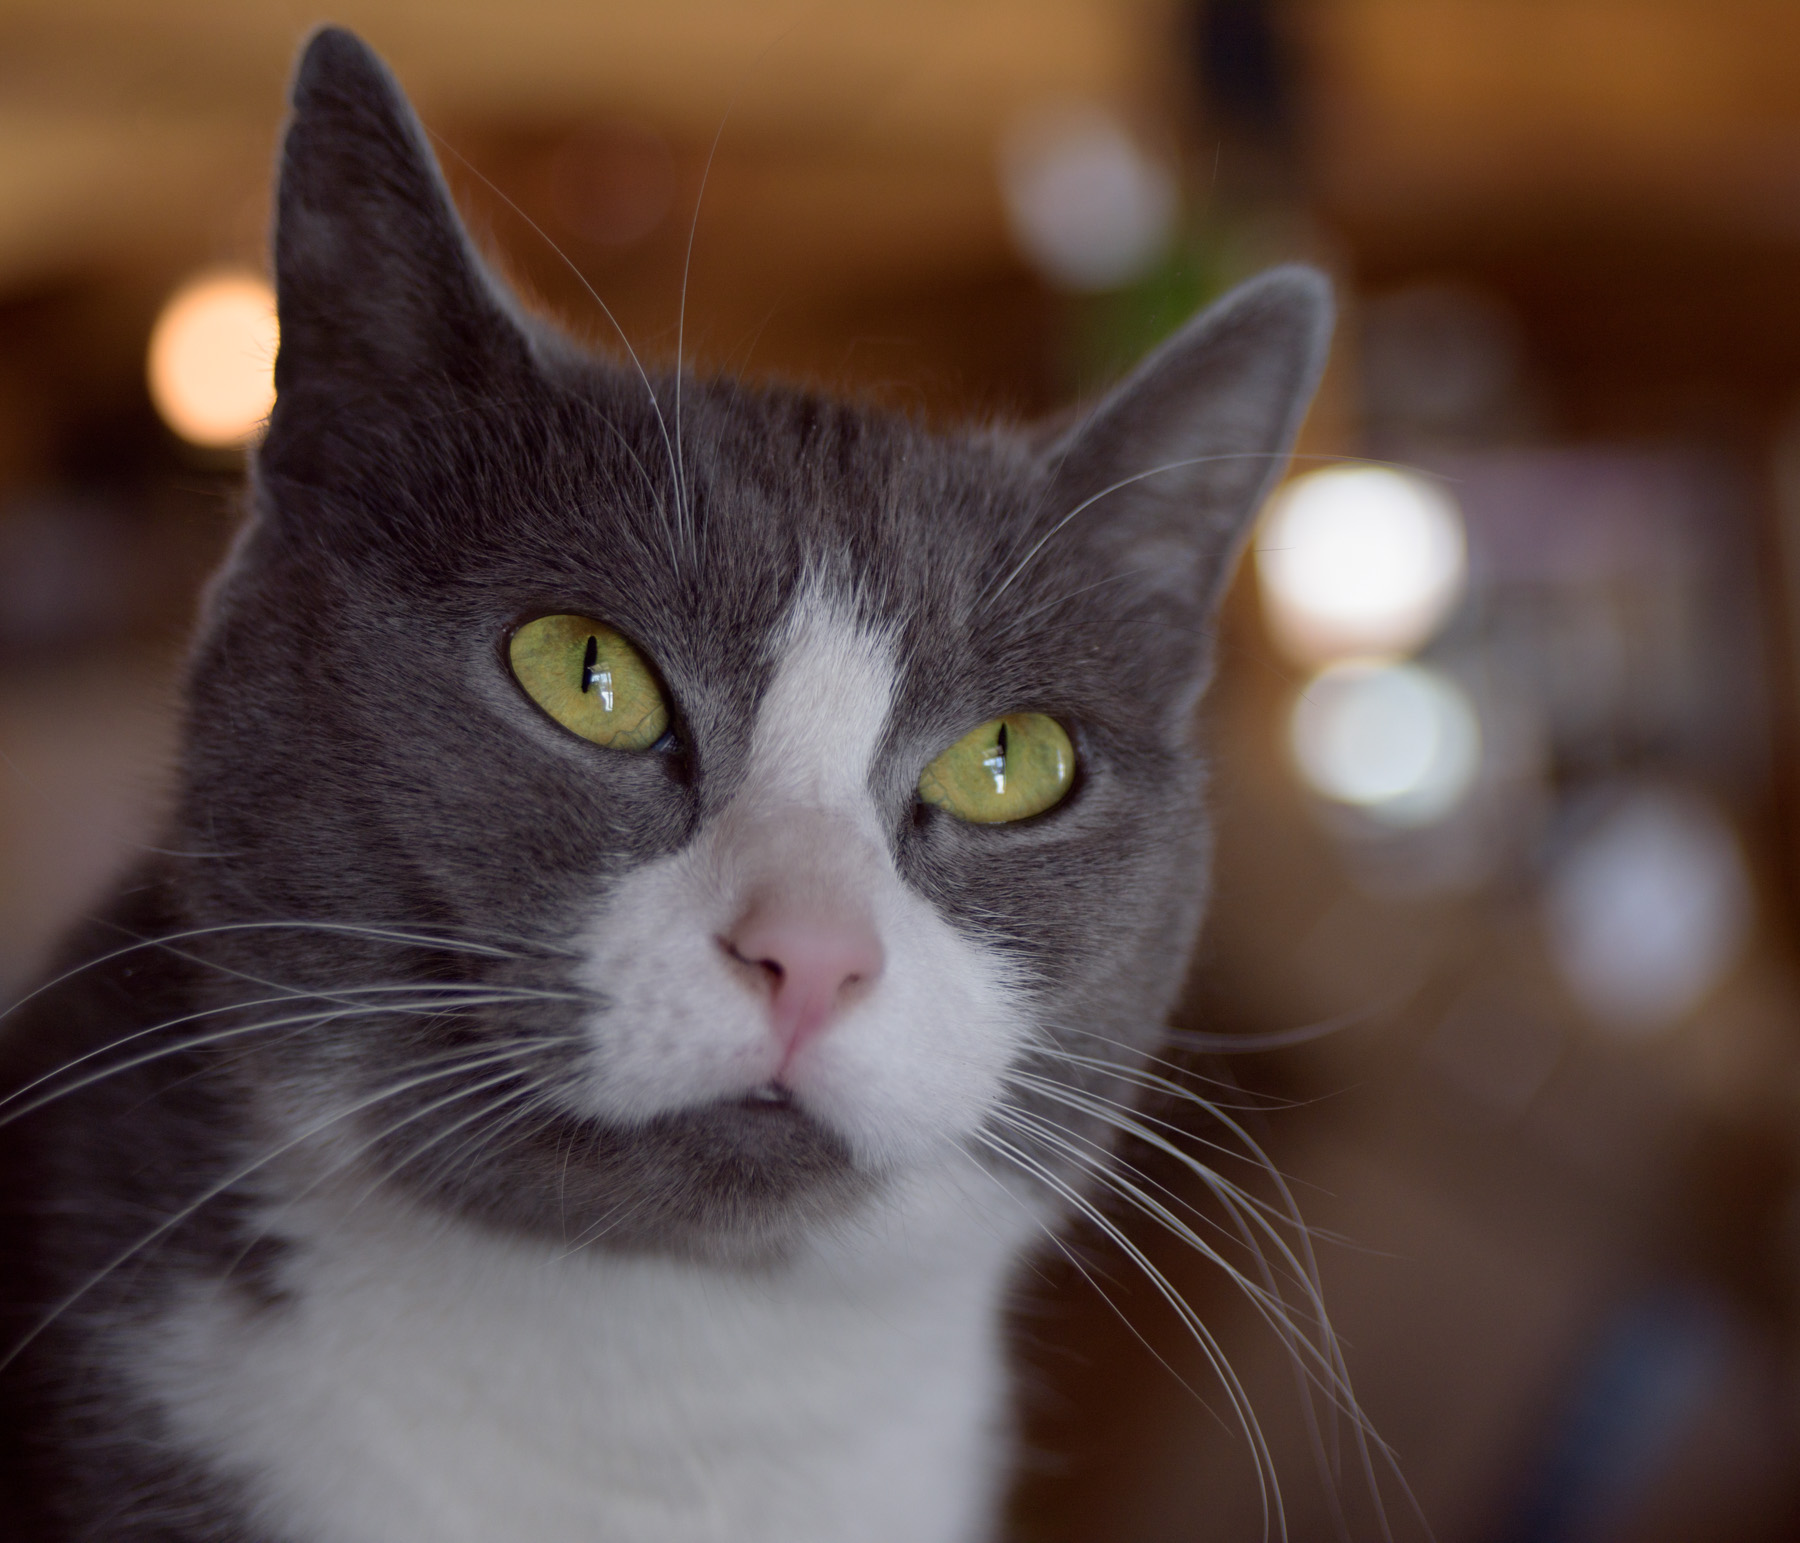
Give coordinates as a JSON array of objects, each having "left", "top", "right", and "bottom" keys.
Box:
[{"left": 395, "top": 1092, "right": 881, "bottom": 1264}]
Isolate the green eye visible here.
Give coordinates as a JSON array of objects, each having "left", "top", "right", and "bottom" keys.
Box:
[
  {"left": 509, "top": 614, "right": 670, "bottom": 751},
  {"left": 918, "top": 713, "right": 1075, "bottom": 824}
]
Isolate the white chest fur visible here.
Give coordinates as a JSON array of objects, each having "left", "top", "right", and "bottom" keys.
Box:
[{"left": 141, "top": 1170, "right": 1037, "bottom": 1543}]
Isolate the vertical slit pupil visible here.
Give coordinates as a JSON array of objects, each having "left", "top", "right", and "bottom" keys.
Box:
[
  {"left": 983, "top": 720, "right": 1009, "bottom": 796},
  {"left": 580, "top": 634, "right": 599, "bottom": 693}
]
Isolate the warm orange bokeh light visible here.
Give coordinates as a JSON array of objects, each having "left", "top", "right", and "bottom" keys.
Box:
[{"left": 146, "top": 270, "right": 278, "bottom": 447}]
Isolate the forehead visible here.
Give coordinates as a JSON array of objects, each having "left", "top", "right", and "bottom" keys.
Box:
[
  {"left": 545, "top": 375, "right": 1035, "bottom": 590},
  {"left": 744, "top": 592, "right": 897, "bottom": 813}
]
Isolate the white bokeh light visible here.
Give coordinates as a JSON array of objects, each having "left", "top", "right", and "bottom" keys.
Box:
[
  {"left": 1544, "top": 785, "right": 1751, "bottom": 1035},
  {"left": 147, "top": 269, "right": 279, "bottom": 448},
  {"left": 1290, "top": 660, "right": 1481, "bottom": 826},
  {"left": 998, "top": 102, "right": 1175, "bottom": 292},
  {"left": 1257, "top": 464, "right": 1467, "bottom": 664}
]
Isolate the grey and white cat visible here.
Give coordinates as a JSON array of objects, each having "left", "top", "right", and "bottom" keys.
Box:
[{"left": 0, "top": 27, "right": 1334, "bottom": 1543}]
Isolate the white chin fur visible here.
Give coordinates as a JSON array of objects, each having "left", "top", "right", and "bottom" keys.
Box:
[{"left": 566, "top": 591, "right": 1035, "bottom": 1171}]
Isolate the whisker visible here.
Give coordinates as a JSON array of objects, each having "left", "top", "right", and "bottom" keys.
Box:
[
  {"left": 996, "top": 1104, "right": 1315, "bottom": 1336},
  {"left": 1059, "top": 1015, "right": 1361, "bottom": 1082},
  {"left": 1009, "top": 1066, "right": 1306, "bottom": 1233},
  {"left": 0, "top": 920, "right": 553, "bottom": 1033},
  {"left": 1009, "top": 1073, "right": 1342, "bottom": 1349},
  {"left": 971, "top": 1125, "right": 1287, "bottom": 1541},
  {"left": 363, "top": 1074, "right": 571, "bottom": 1209},
  {"left": 0, "top": 988, "right": 580, "bottom": 1131},
  {"left": 1022, "top": 1046, "right": 1292, "bottom": 1135},
  {"left": 1002, "top": 1077, "right": 1409, "bottom": 1539},
  {"left": 0, "top": 1041, "right": 577, "bottom": 1374},
  {"left": 995, "top": 1104, "right": 1339, "bottom": 1398},
  {"left": 200, "top": 1042, "right": 582, "bottom": 1316},
  {"left": 946, "top": 1143, "right": 1241, "bottom": 1434},
  {"left": 1002, "top": 1090, "right": 1314, "bottom": 1308},
  {"left": 994, "top": 1106, "right": 1374, "bottom": 1543},
  {"left": 994, "top": 566, "right": 1165, "bottom": 638},
  {"left": 672, "top": 10, "right": 815, "bottom": 562}
]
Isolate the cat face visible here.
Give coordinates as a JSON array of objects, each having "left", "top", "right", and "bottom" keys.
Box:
[{"left": 172, "top": 30, "right": 1329, "bottom": 1261}]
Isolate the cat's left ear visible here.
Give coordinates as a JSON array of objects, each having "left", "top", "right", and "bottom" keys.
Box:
[{"left": 1037, "top": 265, "right": 1332, "bottom": 612}]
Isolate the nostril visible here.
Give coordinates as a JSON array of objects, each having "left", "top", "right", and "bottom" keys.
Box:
[{"left": 720, "top": 936, "right": 787, "bottom": 987}]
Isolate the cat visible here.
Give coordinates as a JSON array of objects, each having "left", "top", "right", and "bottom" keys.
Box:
[{"left": 0, "top": 25, "right": 1338, "bottom": 1543}]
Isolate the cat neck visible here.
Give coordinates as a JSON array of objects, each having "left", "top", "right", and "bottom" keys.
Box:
[{"left": 140, "top": 1167, "right": 1041, "bottom": 1543}]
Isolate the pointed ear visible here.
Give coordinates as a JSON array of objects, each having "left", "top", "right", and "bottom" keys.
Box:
[
  {"left": 268, "top": 28, "right": 525, "bottom": 429},
  {"left": 1039, "top": 265, "right": 1332, "bottom": 612}
]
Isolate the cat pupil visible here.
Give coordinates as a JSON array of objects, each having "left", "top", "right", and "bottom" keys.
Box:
[
  {"left": 984, "top": 722, "right": 1008, "bottom": 795},
  {"left": 579, "top": 635, "right": 615, "bottom": 711}
]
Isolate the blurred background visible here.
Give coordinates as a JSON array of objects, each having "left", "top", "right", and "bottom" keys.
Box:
[{"left": 4, "top": 0, "right": 1800, "bottom": 1538}]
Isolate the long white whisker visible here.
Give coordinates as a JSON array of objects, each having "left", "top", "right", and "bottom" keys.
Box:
[
  {"left": 1002, "top": 1087, "right": 1315, "bottom": 1300},
  {"left": 1009, "top": 1066, "right": 1307, "bottom": 1234},
  {"left": 1010, "top": 1076, "right": 1346, "bottom": 1369},
  {"left": 671, "top": 11, "right": 814, "bottom": 562},
  {"left": 971, "top": 1126, "right": 1286, "bottom": 1542},
  {"left": 0, "top": 991, "right": 566, "bottom": 1132},
  {"left": 1006, "top": 1077, "right": 1406, "bottom": 1538},
  {"left": 996, "top": 1105, "right": 1316, "bottom": 1340},
  {"left": 0, "top": 921, "right": 545, "bottom": 1032},
  {"left": 946, "top": 1143, "right": 1240, "bottom": 1431},
  {"left": 0, "top": 1042, "right": 575, "bottom": 1374},
  {"left": 201, "top": 1041, "right": 581, "bottom": 1319},
  {"left": 1033, "top": 1043, "right": 1291, "bottom": 1116},
  {"left": 366, "top": 1075, "right": 571, "bottom": 1208},
  {"left": 995, "top": 1104, "right": 1343, "bottom": 1404},
  {"left": 996, "top": 1104, "right": 1376, "bottom": 1542},
  {"left": 126, "top": 934, "right": 590, "bottom": 1037}
]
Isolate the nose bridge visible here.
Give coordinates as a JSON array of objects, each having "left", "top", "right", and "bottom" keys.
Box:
[{"left": 715, "top": 794, "right": 887, "bottom": 913}]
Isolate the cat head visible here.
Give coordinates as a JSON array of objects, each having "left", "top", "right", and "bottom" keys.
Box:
[{"left": 176, "top": 28, "right": 1330, "bottom": 1261}]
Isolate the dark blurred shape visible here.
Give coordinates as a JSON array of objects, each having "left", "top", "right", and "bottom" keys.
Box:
[{"left": 1190, "top": 0, "right": 1296, "bottom": 153}]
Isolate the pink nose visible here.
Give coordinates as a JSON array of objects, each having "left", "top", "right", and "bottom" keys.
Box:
[{"left": 723, "top": 897, "right": 884, "bottom": 1070}]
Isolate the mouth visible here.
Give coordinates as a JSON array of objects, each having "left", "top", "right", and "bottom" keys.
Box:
[{"left": 738, "top": 1082, "right": 797, "bottom": 1111}]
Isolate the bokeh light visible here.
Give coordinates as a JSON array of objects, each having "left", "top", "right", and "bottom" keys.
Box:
[
  {"left": 1544, "top": 785, "right": 1752, "bottom": 1035},
  {"left": 1257, "top": 464, "right": 1467, "bottom": 664},
  {"left": 146, "top": 270, "right": 279, "bottom": 448},
  {"left": 1290, "top": 659, "right": 1481, "bottom": 826},
  {"left": 998, "top": 102, "right": 1175, "bottom": 292}
]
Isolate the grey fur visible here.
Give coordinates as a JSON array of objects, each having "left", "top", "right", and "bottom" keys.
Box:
[{"left": 0, "top": 26, "right": 1331, "bottom": 1540}]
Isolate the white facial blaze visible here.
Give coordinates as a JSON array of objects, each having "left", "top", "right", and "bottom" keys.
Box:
[{"left": 572, "top": 591, "right": 1031, "bottom": 1169}]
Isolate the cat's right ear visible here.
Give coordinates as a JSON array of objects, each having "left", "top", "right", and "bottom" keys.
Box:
[{"left": 267, "top": 28, "right": 526, "bottom": 434}]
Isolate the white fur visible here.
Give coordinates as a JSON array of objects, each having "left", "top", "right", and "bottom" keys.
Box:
[
  {"left": 141, "top": 590, "right": 1047, "bottom": 1541},
  {"left": 146, "top": 1173, "right": 1037, "bottom": 1543}
]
